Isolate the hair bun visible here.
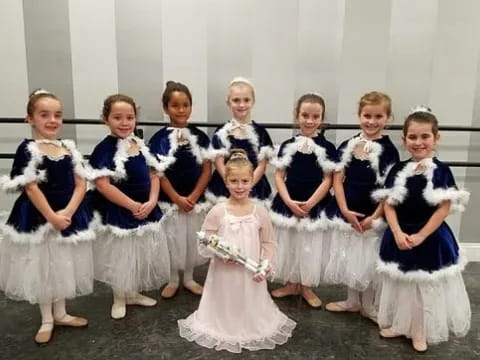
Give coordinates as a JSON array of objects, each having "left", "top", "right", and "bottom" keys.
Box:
[
  {"left": 228, "top": 148, "right": 248, "bottom": 161},
  {"left": 165, "top": 81, "right": 176, "bottom": 87}
]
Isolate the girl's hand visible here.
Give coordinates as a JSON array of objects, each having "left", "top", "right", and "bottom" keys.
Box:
[
  {"left": 359, "top": 215, "right": 375, "bottom": 231},
  {"left": 128, "top": 201, "right": 142, "bottom": 215},
  {"left": 133, "top": 200, "right": 156, "bottom": 220},
  {"left": 56, "top": 208, "right": 73, "bottom": 219},
  {"left": 186, "top": 194, "right": 198, "bottom": 207},
  {"left": 253, "top": 265, "right": 271, "bottom": 283},
  {"left": 175, "top": 196, "right": 194, "bottom": 213},
  {"left": 406, "top": 233, "right": 426, "bottom": 248},
  {"left": 287, "top": 200, "right": 308, "bottom": 218},
  {"left": 299, "top": 199, "right": 315, "bottom": 214},
  {"left": 223, "top": 257, "right": 238, "bottom": 265},
  {"left": 342, "top": 209, "right": 365, "bottom": 233},
  {"left": 49, "top": 213, "right": 72, "bottom": 230},
  {"left": 393, "top": 231, "right": 411, "bottom": 250}
]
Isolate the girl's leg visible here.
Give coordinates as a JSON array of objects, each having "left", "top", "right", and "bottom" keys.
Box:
[
  {"left": 411, "top": 286, "right": 427, "bottom": 352},
  {"left": 301, "top": 285, "right": 322, "bottom": 308},
  {"left": 271, "top": 282, "right": 301, "bottom": 298},
  {"left": 35, "top": 302, "right": 54, "bottom": 344},
  {"left": 111, "top": 289, "right": 127, "bottom": 319},
  {"left": 360, "top": 286, "right": 377, "bottom": 322},
  {"left": 53, "top": 299, "right": 88, "bottom": 327},
  {"left": 325, "top": 287, "right": 361, "bottom": 312},
  {"left": 183, "top": 241, "right": 203, "bottom": 295},
  {"left": 161, "top": 261, "right": 180, "bottom": 298}
]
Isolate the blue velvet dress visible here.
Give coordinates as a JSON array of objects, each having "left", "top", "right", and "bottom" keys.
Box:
[
  {"left": 323, "top": 134, "right": 399, "bottom": 291},
  {"left": 374, "top": 157, "right": 470, "bottom": 343},
  {"left": 89, "top": 135, "right": 170, "bottom": 292},
  {"left": 149, "top": 125, "right": 210, "bottom": 270},
  {"left": 269, "top": 134, "right": 337, "bottom": 286},
  {"left": 0, "top": 139, "right": 94, "bottom": 304},
  {"left": 206, "top": 120, "right": 273, "bottom": 205}
]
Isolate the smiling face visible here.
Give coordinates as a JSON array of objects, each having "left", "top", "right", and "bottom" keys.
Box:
[
  {"left": 225, "top": 165, "right": 253, "bottom": 202},
  {"left": 164, "top": 91, "right": 192, "bottom": 127},
  {"left": 104, "top": 101, "right": 136, "bottom": 139},
  {"left": 27, "top": 97, "right": 63, "bottom": 140},
  {"left": 403, "top": 121, "right": 439, "bottom": 161},
  {"left": 297, "top": 101, "right": 323, "bottom": 137},
  {"left": 359, "top": 103, "right": 388, "bottom": 140},
  {"left": 227, "top": 84, "right": 255, "bottom": 122}
]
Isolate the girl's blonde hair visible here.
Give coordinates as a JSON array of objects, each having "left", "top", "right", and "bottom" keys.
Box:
[
  {"left": 224, "top": 148, "right": 253, "bottom": 178},
  {"left": 358, "top": 91, "right": 392, "bottom": 118},
  {"left": 227, "top": 76, "right": 255, "bottom": 102}
]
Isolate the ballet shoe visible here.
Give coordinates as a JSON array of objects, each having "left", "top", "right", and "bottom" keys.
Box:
[
  {"left": 325, "top": 301, "right": 361, "bottom": 313},
  {"left": 301, "top": 289, "right": 322, "bottom": 308},
  {"left": 183, "top": 281, "right": 203, "bottom": 296},
  {"left": 126, "top": 293, "right": 157, "bottom": 307},
  {"left": 34, "top": 322, "right": 54, "bottom": 344},
  {"left": 111, "top": 302, "right": 126, "bottom": 320},
  {"left": 54, "top": 315, "right": 88, "bottom": 327},
  {"left": 379, "top": 328, "right": 402, "bottom": 339},
  {"left": 412, "top": 339, "right": 428, "bottom": 353},
  {"left": 271, "top": 284, "right": 301, "bottom": 298},
  {"left": 161, "top": 284, "right": 179, "bottom": 299}
]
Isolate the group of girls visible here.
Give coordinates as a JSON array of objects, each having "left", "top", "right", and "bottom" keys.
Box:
[{"left": 0, "top": 77, "right": 471, "bottom": 354}]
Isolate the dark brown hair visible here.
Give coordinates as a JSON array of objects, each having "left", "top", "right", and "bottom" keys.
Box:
[
  {"left": 102, "top": 94, "right": 137, "bottom": 120},
  {"left": 403, "top": 107, "right": 439, "bottom": 137},
  {"left": 294, "top": 93, "right": 326, "bottom": 120},
  {"left": 162, "top": 81, "right": 192, "bottom": 109}
]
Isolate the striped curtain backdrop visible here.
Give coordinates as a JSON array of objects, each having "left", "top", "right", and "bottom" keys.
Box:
[{"left": 1, "top": 0, "right": 479, "bottom": 252}]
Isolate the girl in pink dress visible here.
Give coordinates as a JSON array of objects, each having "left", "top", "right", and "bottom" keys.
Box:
[{"left": 178, "top": 149, "right": 296, "bottom": 353}]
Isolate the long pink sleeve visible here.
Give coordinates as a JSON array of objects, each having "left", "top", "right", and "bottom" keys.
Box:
[
  {"left": 256, "top": 206, "right": 276, "bottom": 265},
  {"left": 198, "top": 204, "right": 224, "bottom": 258}
]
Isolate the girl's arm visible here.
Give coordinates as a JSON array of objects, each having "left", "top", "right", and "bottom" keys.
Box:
[
  {"left": 95, "top": 176, "right": 141, "bottom": 214},
  {"left": 300, "top": 173, "right": 333, "bottom": 212},
  {"left": 214, "top": 156, "right": 227, "bottom": 180},
  {"left": 57, "top": 175, "right": 87, "bottom": 217},
  {"left": 274, "top": 168, "right": 307, "bottom": 218},
  {"left": 187, "top": 160, "right": 212, "bottom": 204},
  {"left": 333, "top": 170, "right": 364, "bottom": 232},
  {"left": 135, "top": 170, "right": 160, "bottom": 219},
  {"left": 252, "top": 158, "right": 267, "bottom": 186},
  {"left": 253, "top": 207, "right": 276, "bottom": 282},
  {"left": 160, "top": 176, "right": 193, "bottom": 212},
  {"left": 384, "top": 202, "right": 410, "bottom": 250},
  {"left": 408, "top": 201, "right": 451, "bottom": 247},
  {"left": 25, "top": 183, "right": 71, "bottom": 230}
]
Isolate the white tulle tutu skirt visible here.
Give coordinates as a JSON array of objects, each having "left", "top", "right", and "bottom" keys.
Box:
[
  {"left": 162, "top": 211, "right": 208, "bottom": 271},
  {"left": 94, "top": 227, "right": 170, "bottom": 292},
  {"left": 377, "top": 271, "right": 471, "bottom": 344},
  {"left": 323, "top": 228, "right": 381, "bottom": 291},
  {"left": 273, "top": 227, "right": 331, "bottom": 286},
  {"left": 0, "top": 235, "right": 93, "bottom": 304}
]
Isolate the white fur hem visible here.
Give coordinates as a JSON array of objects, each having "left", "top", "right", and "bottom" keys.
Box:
[
  {"left": 377, "top": 253, "right": 468, "bottom": 283},
  {"left": 93, "top": 211, "right": 164, "bottom": 237},
  {"left": 158, "top": 201, "right": 212, "bottom": 215},
  {"left": 1, "top": 221, "right": 96, "bottom": 244},
  {"left": 270, "top": 211, "right": 332, "bottom": 231}
]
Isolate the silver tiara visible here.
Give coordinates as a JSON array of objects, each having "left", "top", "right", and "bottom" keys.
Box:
[{"left": 409, "top": 105, "right": 433, "bottom": 115}]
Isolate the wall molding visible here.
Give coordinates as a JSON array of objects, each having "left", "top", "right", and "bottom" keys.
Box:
[{"left": 461, "top": 242, "right": 480, "bottom": 263}]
